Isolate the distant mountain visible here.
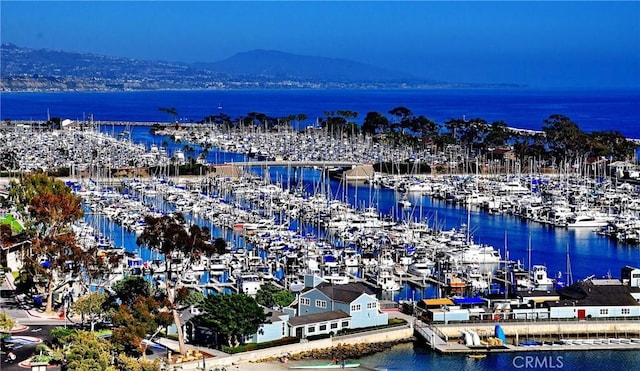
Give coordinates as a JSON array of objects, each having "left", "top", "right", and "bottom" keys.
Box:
[
  {"left": 0, "top": 43, "right": 520, "bottom": 92},
  {"left": 194, "top": 49, "right": 429, "bottom": 84},
  {"left": 0, "top": 43, "right": 226, "bottom": 91}
]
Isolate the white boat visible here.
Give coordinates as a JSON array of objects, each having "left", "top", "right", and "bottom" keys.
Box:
[
  {"left": 237, "top": 273, "right": 262, "bottom": 296},
  {"left": 323, "top": 272, "right": 350, "bottom": 285},
  {"left": 180, "top": 273, "right": 199, "bottom": 285},
  {"left": 566, "top": 212, "right": 614, "bottom": 228},
  {"left": 377, "top": 269, "right": 401, "bottom": 292},
  {"left": 531, "top": 264, "right": 554, "bottom": 289},
  {"left": 208, "top": 256, "right": 227, "bottom": 276},
  {"left": 398, "top": 196, "right": 412, "bottom": 208},
  {"left": 408, "top": 261, "right": 434, "bottom": 278}
]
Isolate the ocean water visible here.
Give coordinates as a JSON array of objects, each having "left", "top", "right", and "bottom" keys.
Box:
[
  {"left": 3, "top": 89, "right": 640, "bottom": 370},
  {"left": 2, "top": 88, "right": 640, "bottom": 138}
]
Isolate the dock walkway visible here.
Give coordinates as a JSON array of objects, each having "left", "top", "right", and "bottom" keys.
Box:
[{"left": 414, "top": 318, "right": 640, "bottom": 354}]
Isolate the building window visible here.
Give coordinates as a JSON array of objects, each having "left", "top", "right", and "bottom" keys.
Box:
[
  {"left": 308, "top": 326, "right": 315, "bottom": 333},
  {"left": 301, "top": 297, "right": 310, "bottom": 306},
  {"left": 341, "top": 321, "right": 349, "bottom": 327},
  {"left": 367, "top": 302, "right": 377, "bottom": 310},
  {"left": 622, "top": 308, "right": 630, "bottom": 315},
  {"left": 316, "top": 300, "right": 327, "bottom": 309},
  {"left": 599, "top": 308, "right": 609, "bottom": 315},
  {"left": 330, "top": 323, "right": 338, "bottom": 329},
  {"left": 319, "top": 324, "right": 327, "bottom": 331},
  {"left": 351, "top": 304, "right": 362, "bottom": 312},
  {"left": 632, "top": 273, "right": 640, "bottom": 278}
]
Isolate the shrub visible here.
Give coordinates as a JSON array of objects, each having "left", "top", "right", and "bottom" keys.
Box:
[{"left": 35, "top": 343, "right": 50, "bottom": 354}]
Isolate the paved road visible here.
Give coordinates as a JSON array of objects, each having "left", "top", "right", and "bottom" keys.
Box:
[{"left": 1, "top": 274, "right": 77, "bottom": 371}]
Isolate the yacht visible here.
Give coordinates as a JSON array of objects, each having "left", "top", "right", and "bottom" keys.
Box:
[
  {"left": 408, "top": 260, "right": 434, "bottom": 278},
  {"left": 323, "top": 272, "right": 350, "bottom": 285},
  {"left": 566, "top": 212, "right": 614, "bottom": 228},
  {"left": 237, "top": 273, "right": 262, "bottom": 296},
  {"left": 531, "top": 265, "right": 554, "bottom": 289},
  {"left": 377, "top": 268, "right": 401, "bottom": 292}
]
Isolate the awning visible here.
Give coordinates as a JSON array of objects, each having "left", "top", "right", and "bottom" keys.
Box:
[
  {"left": 532, "top": 297, "right": 559, "bottom": 303},
  {"left": 423, "top": 298, "right": 454, "bottom": 306}
]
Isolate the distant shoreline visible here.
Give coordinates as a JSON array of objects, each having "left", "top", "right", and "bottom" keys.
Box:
[{"left": 0, "top": 83, "right": 530, "bottom": 94}]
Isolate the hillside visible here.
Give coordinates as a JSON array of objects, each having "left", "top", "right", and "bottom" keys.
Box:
[
  {"left": 194, "top": 49, "right": 426, "bottom": 84},
  {"left": 0, "top": 44, "right": 515, "bottom": 91}
]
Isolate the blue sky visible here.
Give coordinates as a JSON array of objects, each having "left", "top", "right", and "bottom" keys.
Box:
[{"left": 1, "top": 1, "right": 639, "bottom": 89}]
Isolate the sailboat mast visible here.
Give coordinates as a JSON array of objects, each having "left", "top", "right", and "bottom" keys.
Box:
[
  {"left": 527, "top": 232, "right": 532, "bottom": 275},
  {"left": 566, "top": 243, "right": 573, "bottom": 286},
  {"left": 504, "top": 230, "right": 509, "bottom": 298}
]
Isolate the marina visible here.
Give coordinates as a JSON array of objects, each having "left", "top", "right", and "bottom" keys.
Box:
[{"left": 2, "top": 120, "right": 639, "bottom": 299}]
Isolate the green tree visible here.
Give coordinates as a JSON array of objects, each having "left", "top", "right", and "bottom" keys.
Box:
[
  {"left": 542, "top": 114, "right": 588, "bottom": 164},
  {"left": 484, "top": 120, "right": 511, "bottom": 149},
  {"left": 388, "top": 106, "right": 412, "bottom": 133},
  {"left": 181, "top": 291, "right": 206, "bottom": 308},
  {"left": 136, "top": 212, "right": 213, "bottom": 355},
  {"left": 296, "top": 113, "right": 308, "bottom": 129},
  {"left": 116, "top": 354, "right": 160, "bottom": 371},
  {"left": 64, "top": 331, "right": 116, "bottom": 371},
  {"left": 9, "top": 173, "right": 90, "bottom": 314},
  {"left": 0, "top": 311, "right": 14, "bottom": 334},
  {"left": 255, "top": 282, "right": 294, "bottom": 309},
  {"left": 320, "top": 111, "right": 348, "bottom": 138},
  {"left": 588, "top": 130, "right": 637, "bottom": 161},
  {"left": 361, "top": 111, "right": 389, "bottom": 135},
  {"left": 71, "top": 292, "right": 109, "bottom": 332},
  {"left": 412, "top": 115, "right": 440, "bottom": 141},
  {"left": 458, "top": 117, "right": 489, "bottom": 152},
  {"left": 111, "top": 275, "right": 153, "bottom": 307},
  {"left": 110, "top": 296, "right": 173, "bottom": 356},
  {"left": 196, "top": 293, "right": 266, "bottom": 347},
  {"left": 443, "top": 117, "right": 466, "bottom": 143}
]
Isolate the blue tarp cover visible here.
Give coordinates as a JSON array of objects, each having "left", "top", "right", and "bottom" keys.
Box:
[{"left": 452, "top": 297, "right": 485, "bottom": 305}]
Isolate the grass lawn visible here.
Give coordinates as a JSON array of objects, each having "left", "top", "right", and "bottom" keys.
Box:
[{"left": 0, "top": 213, "right": 24, "bottom": 233}]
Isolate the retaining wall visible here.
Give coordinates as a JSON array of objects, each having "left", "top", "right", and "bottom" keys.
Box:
[{"left": 175, "top": 325, "right": 414, "bottom": 369}]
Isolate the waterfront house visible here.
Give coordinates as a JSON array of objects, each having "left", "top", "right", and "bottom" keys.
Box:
[
  {"left": 547, "top": 278, "right": 640, "bottom": 319},
  {"left": 621, "top": 265, "right": 640, "bottom": 302},
  {"left": 296, "top": 281, "right": 388, "bottom": 329},
  {"left": 288, "top": 310, "right": 351, "bottom": 339},
  {"left": 248, "top": 307, "right": 290, "bottom": 343},
  {"left": 185, "top": 305, "right": 290, "bottom": 346}
]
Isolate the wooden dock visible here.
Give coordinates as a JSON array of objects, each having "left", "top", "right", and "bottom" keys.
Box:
[{"left": 414, "top": 319, "right": 640, "bottom": 354}]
